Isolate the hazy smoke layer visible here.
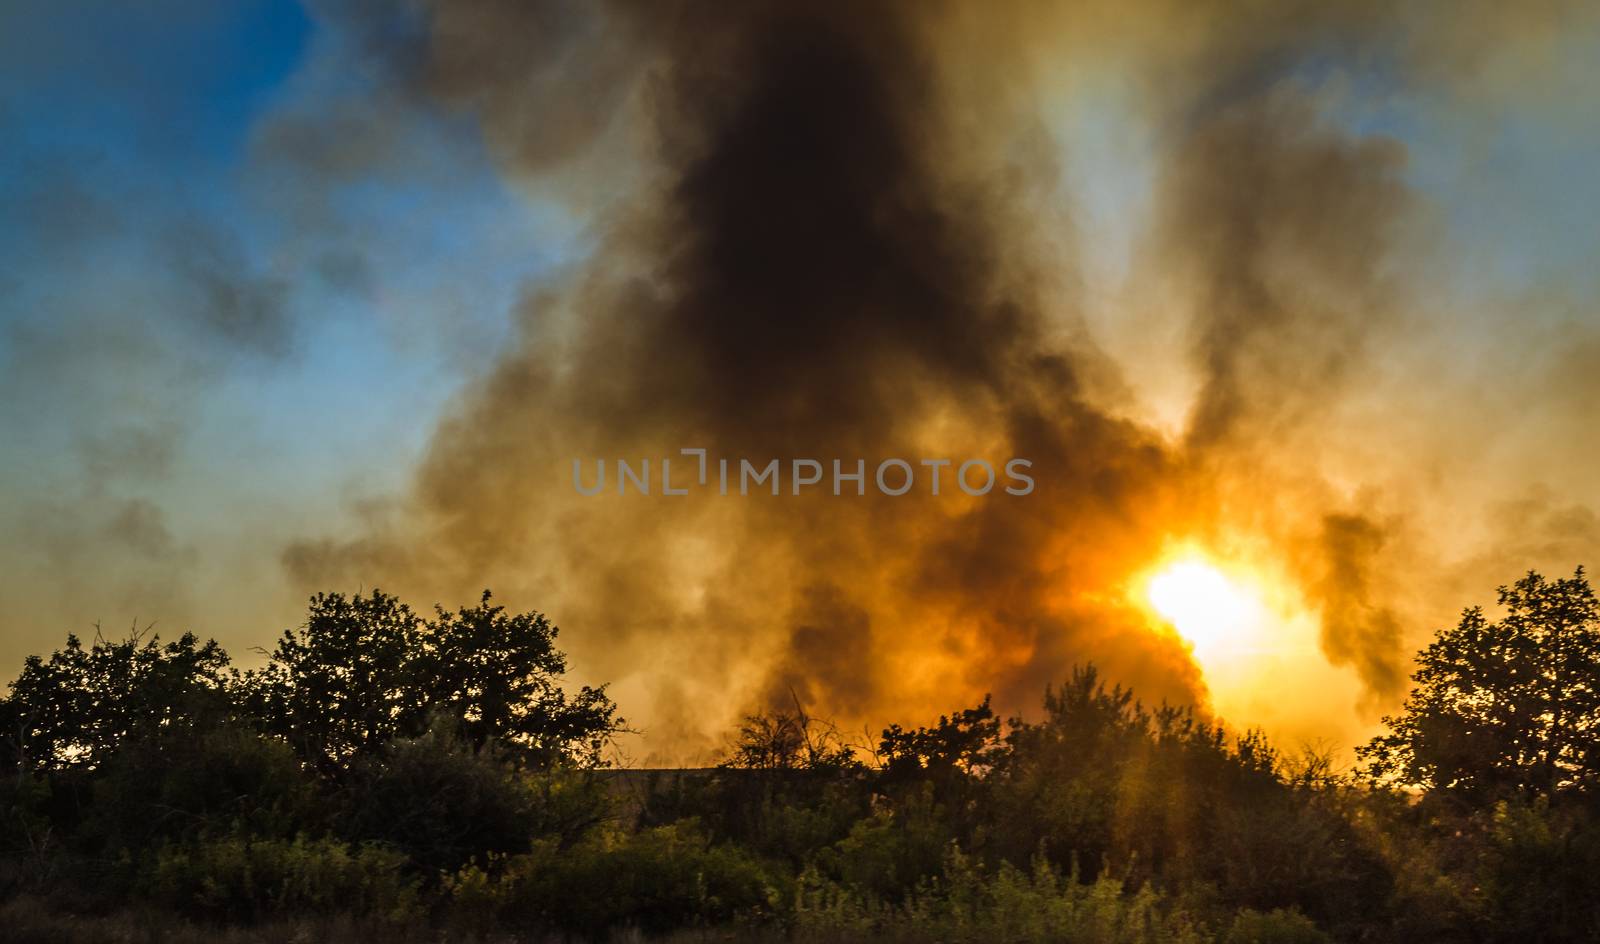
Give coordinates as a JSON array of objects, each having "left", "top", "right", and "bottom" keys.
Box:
[{"left": 280, "top": 0, "right": 1599, "bottom": 761}]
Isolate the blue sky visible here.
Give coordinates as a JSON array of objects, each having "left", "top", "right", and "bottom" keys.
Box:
[{"left": 0, "top": 0, "right": 575, "bottom": 657}]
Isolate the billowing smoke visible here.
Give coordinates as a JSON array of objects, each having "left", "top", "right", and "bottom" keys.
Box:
[
  {"left": 278, "top": 0, "right": 1595, "bottom": 761},
  {"left": 1154, "top": 84, "right": 1414, "bottom": 705}
]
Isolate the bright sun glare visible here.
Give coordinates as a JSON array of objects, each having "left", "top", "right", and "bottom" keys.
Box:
[{"left": 1146, "top": 558, "right": 1265, "bottom": 655}]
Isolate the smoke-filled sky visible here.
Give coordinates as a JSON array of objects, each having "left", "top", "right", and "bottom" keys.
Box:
[{"left": 4, "top": 0, "right": 1600, "bottom": 764}]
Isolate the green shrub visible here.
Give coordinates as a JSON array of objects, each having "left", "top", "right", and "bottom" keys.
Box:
[
  {"left": 796, "top": 843, "right": 1205, "bottom": 944},
  {"left": 1478, "top": 798, "right": 1600, "bottom": 942},
  {"left": 82, "top": 725, "right": 316, "bottom": 851},
  {"left": 810, "top": 788, "right": 950, "bottom": 902},
  {"left": 0, "top": 772, "right": 52, "bottom": 854},
  {"left": 340, "top": 728, "right": 538, "bottom": 875},
  {"left": 142, "top": 835, "right": 419, "bottom": 922},
  {"left": 446, "top": 821, "right": 783, "bottom": 937},
  {"left": 1221, "top": 907, "right": 1331, "bottom": 944}
]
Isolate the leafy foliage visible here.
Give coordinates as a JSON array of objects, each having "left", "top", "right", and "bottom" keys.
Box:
[
  {"left": 244, "top": 590, "right": 619, "bottom": 774},
  {"left": 1476, "top": 797, "right": 1600, "bottom": 940},
  {"left": 81, "top": 722, "right": 315, "bottom": 851},
  {"left": 796, "top": 845, "right": 1207, "bottom": 944},
  {"left": 3, "top": 572, "right": 1600, "bottom": 941},
  {"left": 444, "top": 823, "right": 784, "bottom": 936},
  {"left": 1, "top": 628, "right": 232, "bottom": 773},
  {"left": 338, "top": 725, "right": 609, "bottom": 874},
  {"left": 141, "top": 834, "right": 419, "bottom": 922},
  {"left": 1219, "top": 907, "right": 1331, "bottom": 944},
  {"left": 1359, "top": 569, "right": 1600, "bottom": 804}
]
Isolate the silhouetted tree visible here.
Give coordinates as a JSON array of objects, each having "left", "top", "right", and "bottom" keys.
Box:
[
  {"left": 1358, "top": 569, "right": 1600, "bottom": 805},
  {"left": 695, "top": 704, "right": 866, "bottom": 861},
  {"left": 981, "top": 666, "right": 1389, "bottom": 930},
  {"left": 2, "top": 626, "right": 232, "bottom": 772},
  {"left": 423, "top": 593, "right": 621, "bottom": 765},
  {"left": 722, "top": 705, "right": 858, "bottom": 773},
  {"left": 878, "top": 696, "right": 1000, "bottom": 840},
  {"left": 243, "top": 590, "right": 619, "bottom": 774},
  {"left": 879, "top": 696, "right": 1001, "bottom": 785}
]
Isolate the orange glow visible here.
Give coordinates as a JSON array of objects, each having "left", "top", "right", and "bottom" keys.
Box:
[
  {"left": 1131, "top": 544, "right": 1378, "bottom": 750},
  {"left": 1146, "top": 555, "right": 1268, "bottom": 660}
]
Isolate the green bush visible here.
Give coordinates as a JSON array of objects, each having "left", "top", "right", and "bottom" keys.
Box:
[
  {"left": 446, "top": 821, "right": 783, "bottom": 937},
  {"left": 0, "top": 772, "right": 52, "bottom": 855},
  {"left": 341, "top": 728, "right": 539, "bottom": 875},
  {"left": 1478, "top": 798, "right": 1600, "bottom": 942},
  {"left": 141, "top": 835, "right": 419, "bottom": 922},
  {"left": 81, "top": 725, "right": 316, "bottom": 851},
  {"left": 1220, "top": 907, "right": 1331, "bottom": 944},
  {"left": 810, "top": 787, "right": 950, "bottom": 902},
  {"left": 796, "top": 843, "right": 1205, "bottom": 944}
]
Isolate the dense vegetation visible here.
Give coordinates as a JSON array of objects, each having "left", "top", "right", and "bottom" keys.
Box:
[{"left": 3, "top": 573, "right": 1600, "bottom": 942}]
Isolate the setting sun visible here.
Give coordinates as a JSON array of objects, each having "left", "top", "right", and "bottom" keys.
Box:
[{"left": 1146, "top": 558, "right": 1266, "bottom": 656}]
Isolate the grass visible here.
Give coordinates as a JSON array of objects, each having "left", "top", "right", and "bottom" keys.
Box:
[{"left": 0, "top": 895, "right": 797, "bottom": 944}]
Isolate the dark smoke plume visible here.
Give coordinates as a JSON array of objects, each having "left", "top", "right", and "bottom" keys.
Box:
[{"left": 284, "top": 0, "right": 1485, "bottom": 759}]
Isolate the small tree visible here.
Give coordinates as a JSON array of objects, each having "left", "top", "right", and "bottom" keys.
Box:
[
  {"left": 2, "top": 626, "right": 233, "bottom": 772},
  {"left": 1358, "top": 569, "right": 1600, "bottom": 805},
  {"left": 244, "top": 589, "right": 620, "bottom": 774},
  {"left": 722, "top": 707, "right": 857, "bottom": 773}
]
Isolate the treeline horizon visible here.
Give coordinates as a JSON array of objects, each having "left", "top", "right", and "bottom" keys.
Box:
[{"left": 3, "top": 572, "right": 1600, "bottom": 943}]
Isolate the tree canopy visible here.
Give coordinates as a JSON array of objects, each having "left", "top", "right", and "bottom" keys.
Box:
[
  {"left": 2, "top": 590, "right": 620, "bottom": 779},
  {"left": 1358, "top": 569, "right": 1600, "bottom": 805},
  {"left": 243, "top": 590, "right": 619, "bottom": 773},
  {"left": 5, "top": 574, "right": 1600, "bottom": 941},
  {"left": 1, "top": 628, "right": 232, "bottom": 772}
]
